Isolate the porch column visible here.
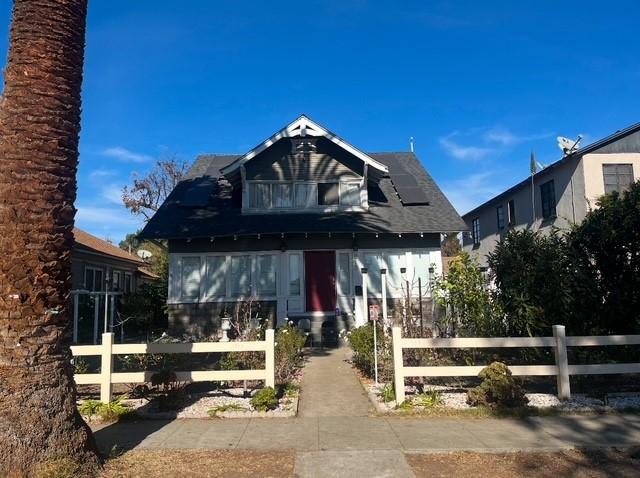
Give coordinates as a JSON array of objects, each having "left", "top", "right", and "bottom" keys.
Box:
[{"left": 361, "top": 267, "right": 368, "bottom": 324}]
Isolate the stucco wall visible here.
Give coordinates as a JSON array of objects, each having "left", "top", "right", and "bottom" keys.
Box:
[
  {"left": 582, "top": 152, "right": 640, "bottom": 207},
  {"left": 462, "top": 157, "right": 582, "bottom": 266}
]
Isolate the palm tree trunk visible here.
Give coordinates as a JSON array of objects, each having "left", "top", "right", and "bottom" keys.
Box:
[{"left": 0, "top": 0, "right": 101, "bottom": 474}]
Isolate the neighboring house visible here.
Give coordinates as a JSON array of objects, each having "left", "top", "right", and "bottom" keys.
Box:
[
  {"left": 72, "top": 227, "right": 156, "bottom": 293},
  {"left": 462, "top": 123, "right": 640, "bottom": 266},
  {"left": 141, "top": 115, "right": 466, "bottom": 339}
]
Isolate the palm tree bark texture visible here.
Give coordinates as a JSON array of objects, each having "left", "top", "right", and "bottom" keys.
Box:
[{"left": 0, "top": 0, "right": 101, "bottom": 474}]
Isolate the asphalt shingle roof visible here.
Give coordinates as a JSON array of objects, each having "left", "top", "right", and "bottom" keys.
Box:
[
  {"left": 140, "top": 152, "right": 466, "bottom": 240},
  {"left": 73, "top": 228, "right": 145, "bottom": 264}
]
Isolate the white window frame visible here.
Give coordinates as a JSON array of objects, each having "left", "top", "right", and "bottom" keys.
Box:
[
  {"left": 170, "top": 251, "right": 282, "bottom": 304},
  {"left": 123, "top": 272, "right": 132, "bottom": 294},
  {"left": 244, "top": 180, "right": 366, "bottom": 214},
  {"left": 472, "top": 218, "right": 480, "bottom": 246},
  {"left": 112, "top": 270, "right": 122, "bottom": 291},
  {"left": 84, "top": 266, "right": 104, "bottom": 292}
]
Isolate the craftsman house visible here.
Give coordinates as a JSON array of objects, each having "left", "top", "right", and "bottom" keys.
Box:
[{"left": 141, "top": 115, "right": 465, "bottom": 339}]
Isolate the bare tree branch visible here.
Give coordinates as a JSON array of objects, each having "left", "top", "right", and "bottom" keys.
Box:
[{"left": 122, "top": 156, "right": 191, "bottom": 221}]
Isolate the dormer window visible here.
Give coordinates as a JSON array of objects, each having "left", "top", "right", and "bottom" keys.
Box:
[{"left": 247, "top": 180, "right": 363, "bottom": 212}]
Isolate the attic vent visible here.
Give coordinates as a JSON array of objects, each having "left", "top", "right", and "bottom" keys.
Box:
[{"left": 291, "top": 138, "right": 317, "bottom": 154}]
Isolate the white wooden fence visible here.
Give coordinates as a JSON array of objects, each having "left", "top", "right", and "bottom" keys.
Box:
[
  {"left": 392, "top": 324, "right": 640, "bottom": 404},
  {"left": 71, "top": 329, "right": 275, "bottom": 403}
]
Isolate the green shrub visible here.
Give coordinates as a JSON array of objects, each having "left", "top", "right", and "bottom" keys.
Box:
[
  {"left": 275, "top": 324, "right": 307, "bottom": 384},
  {"left": 207, "top": 403, "right": 248, "bottom": 417},
  {"left": 467, "top": 362, "right": 528, "bottom": 408},
  {"left": 345, "top": 324, "right": 392, "bottom": 380},
  {"left": 250, "top": 387, "right": 279, "bottom": 411},
  {"left": 381, "top": 383, "right": 395, "bottom": 403},
  {"left": 72, "top": 357, "right": 90, "bottom": 375},
  {"left": 415, "top": 389, "right": 444, "bottom": 408},
  {"left": 79, "top": 399, "right": 132, "bottom": 422},
  {"left": 279, "top": 382, "right": 301, "bottom": 398}
]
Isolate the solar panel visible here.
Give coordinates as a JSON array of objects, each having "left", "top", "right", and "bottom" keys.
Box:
[
  {"left": 385, "top": 160, "right": 429, "bottom": 205},
  {"left": 398, "top": 187, "right": 429, "bottom": 205},
  {"left": 389, "top": 173, "right": 419, "bottom": 188},
  {"left": 180, "top": 178, "right": 217, "bottom": 207}
]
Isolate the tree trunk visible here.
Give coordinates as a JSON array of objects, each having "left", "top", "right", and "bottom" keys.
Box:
[{"left": 0, "top": 0, "right": 101, "bottom": 475}]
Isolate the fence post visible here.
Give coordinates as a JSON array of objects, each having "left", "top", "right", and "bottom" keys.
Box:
[
  {"left": 100, "top": 332, "right": 114, "bottom": 403},
  {"left": 392, "top": 325, "right": 405, "bottom": 404},
  {"left": 553, "top": 325, "right": 571, "bottom": 400},
  {"left": 265, "top": 328, "right": 275, "bottom": 388}
]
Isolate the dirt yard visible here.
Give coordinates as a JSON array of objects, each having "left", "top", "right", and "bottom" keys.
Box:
[
  {"left": 101, "top": 450, "right": 296, "bottom": 478},
  {"left": 406, "top": 448, "right": 640, "bottom": 477},
  {"left": 99, "top": 448, "right": 640, "bottom": 477}
]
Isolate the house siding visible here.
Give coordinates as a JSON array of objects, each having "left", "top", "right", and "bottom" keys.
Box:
[
  {"left": 244, "top": 137, "right": 363, "bottom": 181},
  {"left": 71, "top": 249, "right": 142, "bottom": 291},
  {"left": 166, "top": 233, "right": 442, "bottom": 337}
]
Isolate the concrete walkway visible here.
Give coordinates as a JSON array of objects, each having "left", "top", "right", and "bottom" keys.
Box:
[
  {"left": 93, "top": 348, "right": 640, "bottom": 476},
  {"left": 298, "top": 347, "right": 371, "bottom": 417}
]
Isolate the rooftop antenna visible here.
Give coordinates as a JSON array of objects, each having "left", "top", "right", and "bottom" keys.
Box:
[
  {"left": 557, "top": 134, "right": 583, "bottom": 156},
  {"left": 409, "top": 136, "right": 414, "bottom": 153}
]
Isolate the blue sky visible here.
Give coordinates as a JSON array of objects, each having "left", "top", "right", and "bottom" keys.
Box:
[{"left": 1, "top": 1, "right": 638, "bottom": 242}]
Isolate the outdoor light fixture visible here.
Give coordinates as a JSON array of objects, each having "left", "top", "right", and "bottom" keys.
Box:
[
  {"left": 361, "top": 267, "right": 368, "bottom": 274},
  {"left": 380, "top": 268, "right": 387, "bottom": 275},
  {"left": 400, "top": 267, "right": 406, "bottom": 274}
]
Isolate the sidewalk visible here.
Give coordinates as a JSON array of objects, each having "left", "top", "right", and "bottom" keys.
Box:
[
  {"left": 93, "top": 348, "right": 640, "bottom": 476},
  {"left": 95, "top": 413, "right": 640, "bottom": 453}
]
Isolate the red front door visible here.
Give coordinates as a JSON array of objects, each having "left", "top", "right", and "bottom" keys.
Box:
[{"left": 305, "top": 251, "right": 336, "bottom": 312}]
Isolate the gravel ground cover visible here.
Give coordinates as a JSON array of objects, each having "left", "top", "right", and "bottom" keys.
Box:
[
  {"left": 366, "top": 382, "right": 640, "bottom": 414},
  {"left": 80, "top": 388, "right": 299, "bottom": 422}
]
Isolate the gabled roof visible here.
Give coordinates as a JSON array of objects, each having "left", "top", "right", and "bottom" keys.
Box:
[
  {"left": 220, "top": 115, "right": 389, "bottom": 177},
  {"left": 462, "top": 121, "right": 640, "bottom": 218},
  {"left": 73, "top": 228, "right": 145, "bottom": 265},
  {"left": 140, "top": 151, "right": 467, "bottom": 240}
]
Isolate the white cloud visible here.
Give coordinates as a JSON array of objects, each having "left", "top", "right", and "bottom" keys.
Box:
[
  {"left": 88, "top": 168, "right": 118, "bottom": 181},
  {"left": 439, "top": 134, "right": 493, "bottom": 161},
  {"left": 102, "top": 146, "right": 152, "bottom": 163},
  {"left": 100, "top": 184, "right": 124, "bottom": 206},
  {"left": 484, "top": 127, "right": 554, "bottom": 146},
  {"left": 76, "top": 206, "right": 138, "bottom": 225},
  {"left": 75, "top": 205, "right": 142, "bottom": 244},
  {"left": 441, "top": 172, "right": 505, "bottom": 215}
]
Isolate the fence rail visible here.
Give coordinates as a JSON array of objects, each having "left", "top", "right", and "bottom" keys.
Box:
[
  {"left": 392, "top": 325, "right": 640, "bottom": 404},
  {"left": 70, "top": 330, "right": 275, "bottom": 403}
]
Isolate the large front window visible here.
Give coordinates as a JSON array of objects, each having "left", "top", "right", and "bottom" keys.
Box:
[
  {"left": 181, "top": 257, "right": 201, "bottom": 300},
  {"left": 248, "top": 181, "right": 361, "bottom": 210}
]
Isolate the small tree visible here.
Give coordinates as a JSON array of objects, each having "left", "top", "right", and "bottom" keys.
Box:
[
  {"left": 488, "top": 229, "right": 570, "bottom": 337},
  {"left": 434, "top": 252, "right": 497, "bottom": 337},
  {"left": 441, "top": 232, "right": 462, "bottom": 257},
  {"left": 122, "top": 157, "right": 190, "bottom": 221},
  {"left": 567, "top": 181, "right": 640, "bottom": 335}
]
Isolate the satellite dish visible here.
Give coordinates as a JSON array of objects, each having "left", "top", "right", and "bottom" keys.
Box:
[
  {"left": 137, "top": 249, "right": 153, "bottom": 260},
  {"left": 557, "top": 135, "right": 583, "bottom": 155}
]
